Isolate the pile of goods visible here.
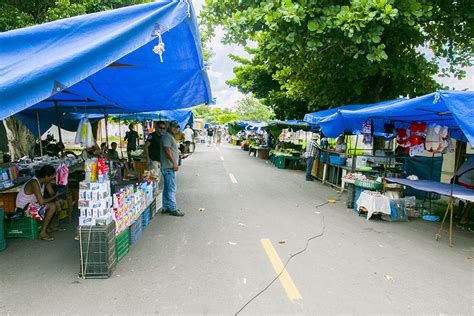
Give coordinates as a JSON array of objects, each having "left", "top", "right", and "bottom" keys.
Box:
[
  {"left": 342, "top": 173, "right": 368, "bottom": 184},
  {"left": 354, "top": 178, "right": 382, "bottom": 191},
  {"left": 112, "top": 181, "right": 156, "bottom": 235}
]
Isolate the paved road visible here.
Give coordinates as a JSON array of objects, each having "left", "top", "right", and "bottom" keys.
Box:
[{"left": 1, "top": 143, "right": 473, "bottom": 315}]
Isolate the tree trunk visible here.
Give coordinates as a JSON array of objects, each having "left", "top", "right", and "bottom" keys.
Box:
[{"left": 3, "top": 117, "right": 36, "bottom": 160}]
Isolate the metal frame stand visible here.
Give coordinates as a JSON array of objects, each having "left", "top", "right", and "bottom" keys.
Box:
[{"left": 435, "top": 197, "right": 455, "bottom": 246}]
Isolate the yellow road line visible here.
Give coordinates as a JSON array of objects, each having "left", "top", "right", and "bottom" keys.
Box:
[
  {"left": 260, "top": 239, "right": 302, "bottom": 301},
  {"left": 229, "top": 173, "right": 237, "bottom": 183}
]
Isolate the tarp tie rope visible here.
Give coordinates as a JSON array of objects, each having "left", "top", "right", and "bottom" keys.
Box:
[
  {"left": 180, "top": 0, "right": 191, "bottom": 17},
  {"left": 433, "top": 92, "right": 441, "bottom": 104},
  {"left": 153, "top": 33, "right": 165, "bottom": 62}
]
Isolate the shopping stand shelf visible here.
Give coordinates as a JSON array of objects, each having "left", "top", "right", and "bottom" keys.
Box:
[{"left": 78, "top": 222, "right": 116, "bottom": 279}]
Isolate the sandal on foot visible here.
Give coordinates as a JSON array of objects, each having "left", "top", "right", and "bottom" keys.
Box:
[
  {"left": 47, "top": 227, "right": 66, "bottom": 233},
  {"left": 39, "top": 235, "right": 54, "bottom": 241}
]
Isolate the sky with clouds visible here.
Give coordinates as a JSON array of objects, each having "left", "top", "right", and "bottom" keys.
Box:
[{"left": 193, "top": 0, "right": 473, "bottom": 110}]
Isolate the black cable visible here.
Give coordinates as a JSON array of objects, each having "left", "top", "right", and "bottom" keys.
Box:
[{"left": 234, "top": 201, "right": 332, "bottom": 315}]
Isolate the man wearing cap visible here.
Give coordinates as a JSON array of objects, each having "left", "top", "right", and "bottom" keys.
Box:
[{"left": 160, "top": 120, "right": 184, "bottom": 216}]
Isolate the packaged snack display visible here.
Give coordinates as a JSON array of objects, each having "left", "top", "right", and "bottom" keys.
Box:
[
  {"left": 78, "top": 179, "right": 113, "bottom": 226},
  {"left": 112, "top": 180, "right": 157, "bottom": 235}
]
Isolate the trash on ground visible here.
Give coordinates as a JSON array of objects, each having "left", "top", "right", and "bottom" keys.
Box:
[
  {"left": 384, "top": 274, "right": 394, "bottom": 281},
  {"left": 278, "top": 240, "right": 286, "bottom": 244},
  {"left": 314, "top": 211, "right": 321, "bottom": 214},
  {"left": 228, "top": 241, "right": 237, "bottom": 245},
  {"left": 238, "top": 223, "right": 245, "bottom": 226},
  {"left": 198, "top": 208, "right": 205, "bottom": 212},
  {"left": 328, "top": 200, "right": 337, "bottom": 203}
]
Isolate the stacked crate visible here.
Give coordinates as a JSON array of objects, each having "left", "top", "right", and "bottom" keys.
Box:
[
  {"left": 129, "top": 216, "right": 142, "bottom": 246},
  {"left": 115, "top": 228, "right": 130, "bottom": 262},
  {"left": 78, "top": 222, "right": 116, "bottom": 279}
]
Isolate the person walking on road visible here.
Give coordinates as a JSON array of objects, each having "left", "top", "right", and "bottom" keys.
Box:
[
  {"left": 144, "top": 121, "right": 166, "bottom": 171},
  {"left": 305, "top": 134, "right": 320, "bottom": 181},
  {"left": 124, "top": 124, "right": 139, "bottom": 167},
  {"left": 183, "top": 124, "right": 194, "bottom": 153},
  {"left": 160, "top": 120, "right": 184, "bottom": 217},
  {"left": 207, "top": 126, "right": 214, "bottom": 146}
]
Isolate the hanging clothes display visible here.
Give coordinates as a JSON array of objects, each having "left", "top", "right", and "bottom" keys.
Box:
[
  {"left": 408, "top": 121, "right": 426, "bottom": 157},
  {"left": 425, "top": 124, "right": 455, "bottom": 154},
  {"left": 74, "top": 117, "right": 95, "bottom": 148},
  {"left": 56, "top": 162, "right": 70, "bottom": 186},
  {"left": 362, "top": 120, "right": 373, "bottom": 144},
  {"left": 396, "top": 127, "right": 410, "bottom": 150}
]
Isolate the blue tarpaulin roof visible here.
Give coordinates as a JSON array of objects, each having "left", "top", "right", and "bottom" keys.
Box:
[
  {"left": 318, "top": 91, "right": 474, "bottom": 145},
  {"left": 117, "top": 108, "right": 194, "bottom": 130},
  {"left": 0, "top": 1, "right": 211, "bottom": 120},
  {"left": 303, "top": 99, "right": 405, "bottom": 126},
  {"left": 16, "top": 110, "right": 104, "bottom": 137}
]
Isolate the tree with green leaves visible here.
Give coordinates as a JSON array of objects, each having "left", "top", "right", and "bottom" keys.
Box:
[
  {"left": 235, "top": 96, "right": 274, "bottom": 121},
  {"left": 200, "top": 0, "right": 473, "bottom": 119},
  {"left": 217, "top": 113, "right": 240, "bottom": 125}
]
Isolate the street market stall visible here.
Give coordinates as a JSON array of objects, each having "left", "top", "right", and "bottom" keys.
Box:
[
  {"left": 0, "top": 0, "right": 211, "bottom": 277},
  {"left": 304, "top": 90, "right": 474, "bottom": 244}
]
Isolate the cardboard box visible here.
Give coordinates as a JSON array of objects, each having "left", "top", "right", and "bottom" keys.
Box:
[{"left": 78, "top": 216, "right": 96, "bottom": 226}]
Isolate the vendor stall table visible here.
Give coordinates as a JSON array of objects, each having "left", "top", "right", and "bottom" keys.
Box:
[
  {"left": 249, "top": 146, "right": 270, "bottom": 160},
  {"left": 271, "top": 153, "right": 301, "bottom": 169},
  {"left": 386, "top": 178, "right": 474, "bottom": 245},
  {"left": 356, "top": 190, "right": 391, "bottom": 219}
]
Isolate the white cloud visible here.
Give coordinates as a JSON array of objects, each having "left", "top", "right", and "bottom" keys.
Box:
[{"left": 193, "top": 0, "right": 247, "bottom": 109}]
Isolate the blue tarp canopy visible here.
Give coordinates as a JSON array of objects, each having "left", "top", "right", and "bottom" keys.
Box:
[
  {"left": 15, "top": 110, "right": 104, "bottom": 137},
  {"left": 0, "top": 1, "right": 211, "bottom": 120},
  {"left": 117, "top": 108, "right": 194, "bottom": 130},
  {"left": 318, "top": 91, "right": 474, "bottom": 145},
  {"left": 303, "top": 103, "right": 383, "bottom": 126}
]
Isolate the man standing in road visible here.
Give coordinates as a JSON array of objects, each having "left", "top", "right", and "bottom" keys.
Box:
[
  {"left": 144, "top": 121, "right": 166, "bottom": 172},
  {"left": 160, "top": 120, "right": 184, "bottom": 217},
  {"left": 305, "top": 134, "right": 320, "bottom": 181},
  {"left": 183, "top": 124, "right": 194, "bottom": 153},
  {"left": 124, "top": 124, "right": 139, "bottom": 167}
]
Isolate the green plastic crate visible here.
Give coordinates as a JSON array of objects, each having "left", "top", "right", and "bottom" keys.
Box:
[
  {"left": 5, "top": 216, "right": 41, "bottom": 240},
  {"left": 275, "top": 156, "right": 286, "bottom": 169},
  {"left": 115, "top": 228, "right": 130, "bottom": 262}
]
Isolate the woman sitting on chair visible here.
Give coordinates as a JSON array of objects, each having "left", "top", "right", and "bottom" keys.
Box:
[{"left": 14, "top": 165, "right": 64, "bottom": 241}]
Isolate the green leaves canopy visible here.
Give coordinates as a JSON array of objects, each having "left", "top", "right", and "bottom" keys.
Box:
[{"left": 200, "top": 0, "right": 473, "bottom": 119}]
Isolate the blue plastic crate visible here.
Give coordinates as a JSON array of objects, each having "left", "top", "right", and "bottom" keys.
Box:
[
  {"left": 142, "top": 207, "right": 151, "bottom": 229},
  {"left": 130, "top": 216, "right": 143, "bottom": 246},
  {"left": 329, "top": 155, "right": 346, "bottom": 165}
]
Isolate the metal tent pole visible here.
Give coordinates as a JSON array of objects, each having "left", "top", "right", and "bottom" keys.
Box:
[
  {"left": 54, "top": 100, "right": 63, "bottom": 144},
  {"left": 36, "top": 110, "right": 43, "bottom": 157},
  {"left": 118, "top": 116, "right": 124, "bottom": 159},
  {"left": 104, "top": 108, "right": 109, "bottom": 147}
]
